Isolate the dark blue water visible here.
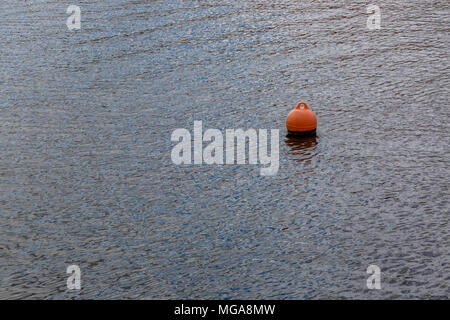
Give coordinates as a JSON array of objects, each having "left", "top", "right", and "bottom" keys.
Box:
[{"left": 0, "top": 0, "right": 448, "bottom": 299}]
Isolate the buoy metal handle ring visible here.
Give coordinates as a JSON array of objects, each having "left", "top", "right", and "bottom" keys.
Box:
[{"left": 296, "top": 101, "right": 309, "bottom": 110}]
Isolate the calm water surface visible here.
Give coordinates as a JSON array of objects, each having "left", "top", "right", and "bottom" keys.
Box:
[{"left": 0, "top": 0, "right": 449, "bottom": 299}]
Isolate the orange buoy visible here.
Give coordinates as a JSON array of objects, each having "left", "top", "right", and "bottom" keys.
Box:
[{"left": 286, "top": 101, "right": 317, "bottom": 136}]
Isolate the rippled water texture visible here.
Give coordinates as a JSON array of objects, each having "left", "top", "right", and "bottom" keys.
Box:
[{"left": 0, "top": 0, "right": 449, "bottom": 299}]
